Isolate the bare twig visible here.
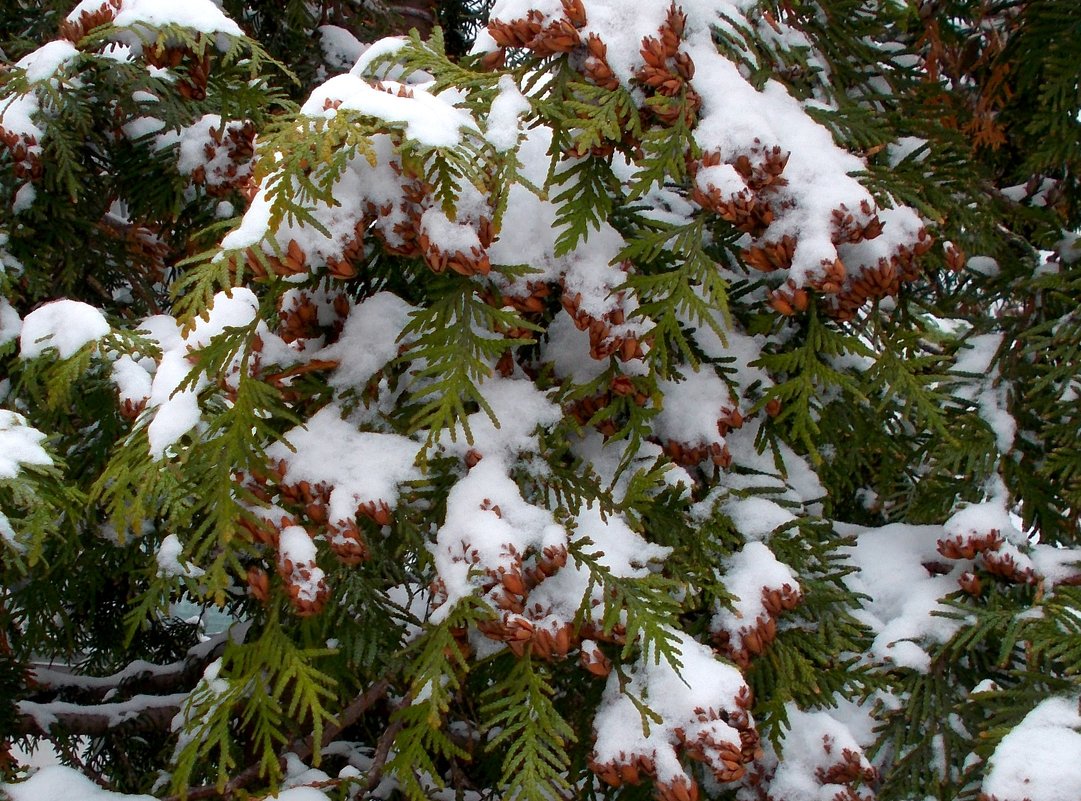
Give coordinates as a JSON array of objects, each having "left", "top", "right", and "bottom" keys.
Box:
[{"left": 361, "top": 711, "right": 406, "bottom": 795}]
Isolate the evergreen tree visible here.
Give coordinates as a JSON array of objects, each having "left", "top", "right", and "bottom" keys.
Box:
[{"left": 0, "top": 1, "right": 1077, "bottom": 801}]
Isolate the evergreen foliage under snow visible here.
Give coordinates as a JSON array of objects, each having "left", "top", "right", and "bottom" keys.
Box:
[{"left": 0, "top": 1, "right": 1079, "bottom": 801}]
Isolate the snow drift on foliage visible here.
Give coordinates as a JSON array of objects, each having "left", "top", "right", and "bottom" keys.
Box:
[
  {"left": 982, "top": 696, "right": 1081, "bottom": 801},
  {"left": 19, "top": 299, "right": 109, "bottom": 360}
]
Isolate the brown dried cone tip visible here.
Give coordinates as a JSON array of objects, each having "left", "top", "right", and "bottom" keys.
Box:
[
  {"left": 690, "top": 147, "right": 789, "bottom": 238},
  {"left": 143, "top": 43, "right": 212, "bottom": 101},
  {"left": 936, "top": 523, "right": 1040, "bottom": 585},
  {"left": 830, "top": 227, "right": 934, "bottom": 321},
  {"left": 276, "top": 526, "right": 329, "bottom": 617},
  {"left": 235, "top": 456, "right": 391, "bottom": 614},
  {"left": 189, "top": 121, "right": 256, "bottom": 197},
  {"left": 369, "top": 162, "right": 496, "bottom": 276},
  {"left": 417, "top": 215, "right": 494, "bottom": 278},
  {"left": 567, "top": 389, "right": 636, "bottom": 438},
  {"left": 812, "top": 741, "right": 877, "bottom": 801},
  {"left": 579, "top": 641, "right": 613, "bottom": 677},
  {"left": 487, "top": 0, "right": 585, "bottom": 58},
  {"left": 430, "top": 526, "right": 586, "bottom": 662},
  {"left": 118, "top": 395, "right": 148, "bottom": 421},
  {"left": 936, "top": 529, "right": 1005, "bottom": 560},
  {"left": 568, "top": 371, "right": 654, "bottom": 437},
  {"left": 589, "top": 699, "right": 759, "bottom": 799},
  {"left": 958, "top": 571, "right": 983, "bottom": 596},
  {"left": 469, "top": 538, "right": 578, "bottom": 660},
  {"left": 271, "top": 291, "right": 349, "bottom": 346},
  {"left": 982, "top": 550, "right": 1037, "bottom": 585},
  {"left": 585, "top": 34, "right": 620, "bottom": 91},
  {"left": 742, "top": 233, "right": 797, "bottom": 274},
  {"left": 483, "top": 280, "right": 554, "bottom": 317},
  {"left": 324, "top": 210, "right": 372, "bottom": 280},
  {"left": 663, "top": 438, "right": 732, "bottom": 469},
  {"left": 686, "top": 136, "right": 932, "bottom": 320},
  {"left": 246, "top": 565, "right": 270, "bottom": 602},
  {"left": 659, "top": 404, "right": 741, "bottom": 468}
]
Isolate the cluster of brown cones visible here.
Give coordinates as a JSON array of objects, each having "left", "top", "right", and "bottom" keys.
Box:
[
  {"left": 936, "top": 528, "right": 1037, "bottom": 590},
  {"left": 237, "top": 457, "right": 401, "bottom": 616},
  {"left": 272, "top": 290, "right": 349, "bottom": 346},
  {"left": 0, "top": 128, "right": 41, "bottom": 183},
  {"left": 714, "top": 583, "right": 802, "bottom": 668},
  {"left": 561, "top": 287, "right": 648, "bottom": 362},
  {"left": 689, "top": 138, "right": 936, "bottom": 321},
  {"left": 486, "top": 0, "right": 701, "bottom": 137},
  {"left": 58, "top": 0, "right": 122, "bottom": 43},
  {"left": 432, "top": 533, "right": 581, "bottom": 660},
  {"left": 590, "top": 691, "right": 760, "bottom": 801},
  {"left": 189, "top": 120, "right": 255, "bottom": 197}
]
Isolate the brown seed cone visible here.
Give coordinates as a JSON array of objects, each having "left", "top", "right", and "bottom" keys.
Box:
[
  {"left": 981, "top": 551, "right": 1037, "bottom": 584},
  {"left": 562, "top": 0, "right": 587, "bottom": 27},
  {"left": 579, "top": 644, "right": 612, "bottom": 677},
  {"left": 246, "top": 566, "right": 270, "bottom": 602},
  {"left": 358, "top": 499, "right": 393, "bottom": 526},
  {"left": 958, "top": 571, "right": 983, "bottom": 596},
  {"left": 936, "top": 530, "right": 1004, "bottom": 560},
  {"left": 656, "top": 775, "right": 699, "bottom": 801}
]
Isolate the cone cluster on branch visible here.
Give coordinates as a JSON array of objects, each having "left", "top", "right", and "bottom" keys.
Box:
[
  {"left": 714, "top": 583, "right": 803, "bottom": 668},
  {"left": 589, "top": 691, "right": 760, "bottom": 801},
  {"left": 57, "top": 0, "right": 121, "bottom": 42}
]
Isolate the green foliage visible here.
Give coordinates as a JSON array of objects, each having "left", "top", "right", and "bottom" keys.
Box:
[
  {"left": 755, "top": 308, "right": 872, "bottom": 460},
  {"left": 385, "top": 603, "right": 478, "bottom": 800},
  {"left": 171, "top": 616, "right": 337, "bottom": 792},
  {"left": 1, "top": 1, "right": 1080, "bottom": 801},
  {"left": 398, "top": 280, "right": 538, "bottom": 444},
  {"left": 481, "top": 656, "right": 577, "bottom": 801}
]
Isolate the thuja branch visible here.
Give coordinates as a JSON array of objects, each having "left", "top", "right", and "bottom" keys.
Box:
[{"left": 160, "top": 679, "right": 392, "bottom": 801}]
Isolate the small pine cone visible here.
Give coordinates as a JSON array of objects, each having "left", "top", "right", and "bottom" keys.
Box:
[
  {"left": 981, "top": 551, "right": 1037, "bottom": 584},
  {"left": 937, "top": 530, "right": 1004, "bottom": 560},
  {"left": 944, "top": 242, "right": 967, "bottom": 272}
]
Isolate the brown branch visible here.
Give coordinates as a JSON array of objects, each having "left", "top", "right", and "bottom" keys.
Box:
[
  {"left": 295, "top": 678, "right": 391, "bottom": 763},
  {"left": 15, "top": 639, "right": 231, "bottom": 742},
  {"left": 362, "top": 710, "right": 406, "bottom": 795},
  {"left": 388, "top": 1, "right": 436, "bottom": 37},
  {"left": 28, "top": 638, "right": 228, "bottom": 704},
  {"left": 15, "top": 694, "right": 187, "bottom": 737}
]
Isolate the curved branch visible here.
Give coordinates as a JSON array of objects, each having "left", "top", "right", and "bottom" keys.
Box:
[
  {"left": 388, "top": 1, "right": 436, "bottom": 37},
  {"left": 28, "top": 637, "right": 229, "bottom": 703},
  {"left": 16, "top": 693, "right": 187, "bottom": 737}
]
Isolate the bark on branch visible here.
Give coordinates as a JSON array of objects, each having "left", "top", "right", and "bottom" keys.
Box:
[
  {"left": 14, "top": 638, "right": 229, "bottom": 737},
  {"left": 27, "top": 637, "right": 228, "bottom": 703},
  {"left": 15, "top": 693, "right": 187, "bottom": 737}
]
